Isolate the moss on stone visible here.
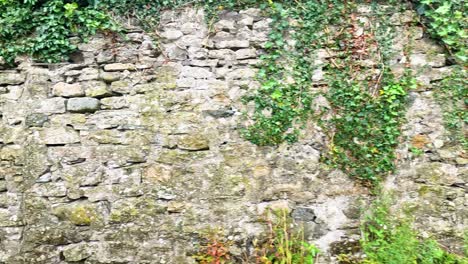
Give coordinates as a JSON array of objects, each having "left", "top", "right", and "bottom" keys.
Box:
[
  {"left": 69, "top": 206, "right": 97, "bottom": 226},
  {"left": 110, "top": 197, "right": 167, "bottom": 224}
]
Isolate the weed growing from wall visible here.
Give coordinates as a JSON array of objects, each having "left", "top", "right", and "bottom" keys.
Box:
[
  {"left": 359, "top": 195, "right": 467, "bottom": 264},
  {"left": 254, "top": 209, "right": 319, "bottom": 264}
]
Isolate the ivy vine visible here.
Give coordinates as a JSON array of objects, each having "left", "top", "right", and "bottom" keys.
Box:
[{"left": 0, "top": 0, "right": 115, "bottom": 65}]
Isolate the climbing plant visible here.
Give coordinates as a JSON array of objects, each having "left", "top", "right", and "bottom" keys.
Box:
[
  {"left": 242, "top": 0, "right": 345, "bottom": 145},
  {"left": 0, "top": 0, "right": 115, "bottom": 65},
  {"left": 241, "top": 0, "right": 417, "bottom": 182},
  {"left": 416, "top": 0, "right": 467, "bottom": 63}
]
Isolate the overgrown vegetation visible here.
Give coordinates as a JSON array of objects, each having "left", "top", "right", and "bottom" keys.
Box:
[
  {"left": 253, "top": 209, "right": 319, "bottom": 264},
  {"left": 193, "top": 229, "right": 232, "bottom": 264},
  {"left": 242, "top": 1, "right": 344, "bottom": 145},
  {"left": 0, "top": 0, "right": 114, "bottom": 64},
  {"left": 194, "top": 209, "right": 319, "bottom": 264},
  {"left": 415, "top": 0, "right": 467, "bottom": 63},
  {"left": 242, "top": 1, "right": 418, "bottom": 182},
  {"left": 0, "top": 0, "right": 259, "bottom": 65},
  {"left": 359, "top": 195, "right": 467, "bottom": 264},
  {"left": 1, "top": 1, "right": 466, "bottom": 262}
]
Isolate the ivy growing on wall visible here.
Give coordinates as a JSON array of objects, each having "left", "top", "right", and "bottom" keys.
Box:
[
  {"left": 415, "top": 0, "right": 467, "bottom": 63},
  {"left": 0, "top": 0, "right": 115, "bottom": 65}
]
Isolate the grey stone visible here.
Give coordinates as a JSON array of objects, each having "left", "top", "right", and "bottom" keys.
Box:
[
  {"left": 104, "top": 63, "right": 136, "bottom": 72},
  {"left": 39, "top": 127, "right": 80, "bottom": 145},
  {"left": 215, "top": 40, "right": 250, "bottom": 49},
  {"left": 1, "top": 85, "right": 23, "bottom": 100},
  {"left": 35, "top": 98, "right": 66, "bottom": 114},
  {"left": 410, "top": 54, "right": 446, "bottom": 68},
  {"left": 202, "top": 109, "right": 235, "bottom": 118},
  {"left": 292, "top": 207, "right": 316, "bottom": 222},
  {"left": 25, "top": 113, "right": 49, "bottom": 127},
  {"left": 235, "top": 49, "right": 257, "bottom": 59},
  {"left": 79, "top": 68, "right": 100, "bottom": 81},
  {"left": 84, "top": 81, "right": 112, "bottom": 98},
  {"left": 100, "top": 72, "right": 121, "bottom": 83},
  {"left": 180, "top": 66, "right": 214, "bottom": 79},
  {"left": 110, "top": 81, "right": 131, "bottom": 94},
  {"left": 0, "top": 72, "right": 25, "bottom": 85},
  {"left": 67, "top": 98, "right": 100, "bottom": 113},
  {"left": 52, "top": 82, "right": 84, "bottom": 97},
  {"left": 30, "top": 182, "right": 67, "bottom": 197},
  {"left": 62, "top": 243, "right": 93, "bottom": 262},
  {"left": 161, "top": 30, "right": 183, "bottom": 40}
]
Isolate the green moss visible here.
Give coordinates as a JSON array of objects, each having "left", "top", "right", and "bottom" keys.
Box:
[
  {"left": 110, "top": 207, "right": 139, "bottom": 223},
  {"left": 69, "top": 206, "right": 98, "bottom": 226},
  {"left": 418, "top": 185, "right": 444, "bottom": 198},
  {"left": 53, "top": 204, "right": 100, "bottom": 226},
  {"left": 110, "top": 198, "right": 167, "bottom": 224}
]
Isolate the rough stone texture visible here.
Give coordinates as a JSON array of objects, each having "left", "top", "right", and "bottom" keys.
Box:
[
  {"left": 52, "top": 82, "right": 84, "bottom": 97},
  {"left": 67, "top": 98, "right": 100, "bottom": 113},
  {"left": 0, "top": 6, "right": 464, "bottom": 264},
  {"left": 386, "top": 90, "right": 467, "bottom": 255}
]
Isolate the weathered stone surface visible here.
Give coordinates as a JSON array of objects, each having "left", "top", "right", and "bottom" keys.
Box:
[
  {"left": 62, "top": 243, "right": 93, "bottom": 262},
  {"left": 83, "top": 81, "right": 112, "bottom": 98},
  {"left": 161, "top": 30, "right": 183, "bottom": 40},
  {"left": 215, "top": 40, "right": 250, "bottom": 49},
  {"left": 86, "top": 110, "right": 141, "bottom": 129},
  {"left": 100, "top": 72, "right": 121, "bottom": 83},
  {"left": 0, "top": 72, "right": 25, "bottom": 85},
  {"left": 52, "top": 82, "right": 84, "bottom": 97},
  {"left": 0, "top": 6, "right": 463, "bottom": 264},
  {"left": 410, "top": 53, "right": 446, "bottom": 68},
  {"left": 110, "top": 80, "right": 131, "bottom": 94},
  {"left": 67, "top": 98, "right": 100, "bottom": 113},
  {"left": 34, "top": 98, "right": 67, "bottom": 114},
  {"left": 39, "top": 127, "right": 80, "bottom": 145},
  {"left": 104, "top": 63, "right": 136, "bottom": 72},
  {"left": 177, "top": 134, "right": 209, "bottom": 151},
  {"left": 25, "top": 113, "right": 49, "bottom": 127}
]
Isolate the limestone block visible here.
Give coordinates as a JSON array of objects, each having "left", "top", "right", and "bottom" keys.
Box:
[
  {"left": 410, "top": 53, "right": 446, "bottom": 68},
  {"left": 78, "top": 68, "right": 99, "bottom": 81},
  {"left": 160, "top": 30, "right": 183, "bottom": 41},
  {"left": 180, "top": 66, "right": 214, "bottom": 79},
  {"left": 52, "top": 82, "right": 84, "bottom": 97},
  {"left": 62, "top": 243, "right": 93, "bottom": 262},
  {"left": 235, "top": 48, "right": 257, "bottom": 60},
  {"left": 110, "top": 80, "right": 131, "bottom": 94},
  {"left": 104, "top": 63, "right": 136, "bottom": 72},
  {"left": 39, "top": 127, "right": 80, "bottom": 145},
  {"left": 215, "top": 40, "right": 250, "bottom": 49},
  {"left": 29, "top": 182, "right": 67, "bottom": 197},
  {"left": 177, "top": 134, "right": 209, "bottom": 151},
  {"left": 0, "top": 72, "right": 25, "bottom": 85},
  {"left": 34, "top": 98, "right": 66, "bottom": 114},
  {"left": 100, "top": 71, "right": 121, "bottom": 83},
  {"left": 67, "top": 98, "right": 100, "bottom": 113}
]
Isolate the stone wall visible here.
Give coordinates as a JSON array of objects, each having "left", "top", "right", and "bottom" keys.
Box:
[{"left": 0, "top": 5, "right": 465, "bottom": 264}]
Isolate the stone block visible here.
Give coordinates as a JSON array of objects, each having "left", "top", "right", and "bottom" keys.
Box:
[
  {"left": 67, "top": 98, "right": 100, "bottom": 113},
  {"left": 39, "top": 127, "right": 80, "bottom": 145},
  {"left": 52, "top": 82, "right": 84, "bottom": 97},
  {"left": 104, "top": 63, "right": 136, "bottom": 72},
  {"left": 84, "top": 81, "right": 112, "bottom": 98},
  {"left": 0, "top": 72, "right": 25, "bottom": 85}
]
